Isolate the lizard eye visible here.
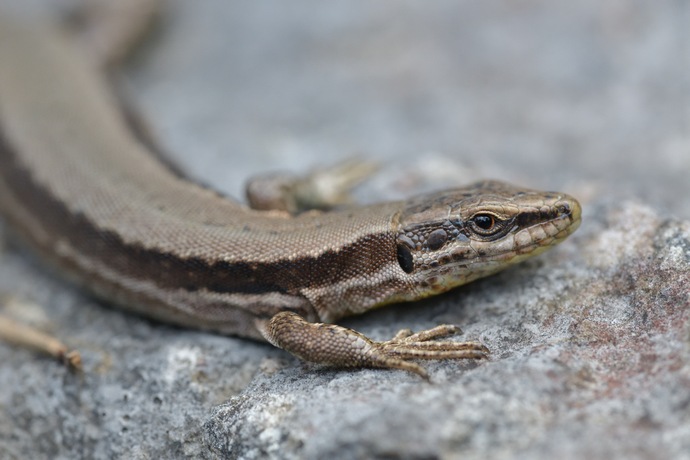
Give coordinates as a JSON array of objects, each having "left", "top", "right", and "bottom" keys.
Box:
[
  {"left": 469, "top": 213, "right": 506, "bottom": 237},
  {"left": 472, "top": 214, "right": 495, "bottom": 230}
]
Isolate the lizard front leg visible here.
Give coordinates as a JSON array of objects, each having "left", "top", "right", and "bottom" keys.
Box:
[{"left": 257, "top": 311, "right": 489, "bottom": 379}]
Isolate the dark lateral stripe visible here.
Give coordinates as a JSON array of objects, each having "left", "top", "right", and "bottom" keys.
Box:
[
  {"left": 0, "top": 129, "right": 397, "bottom": 298},
  {"left": 515, "top": 207, "right": 559, "bottom": 229}
]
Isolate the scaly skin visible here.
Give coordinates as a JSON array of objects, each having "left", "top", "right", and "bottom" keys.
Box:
[{"left": 0, "top": 7, "right": 581, "bottom": 378}]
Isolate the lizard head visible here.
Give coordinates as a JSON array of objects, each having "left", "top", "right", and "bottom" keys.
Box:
[{"left": 394, "top": 180, "right": 581, "bottom": 297}]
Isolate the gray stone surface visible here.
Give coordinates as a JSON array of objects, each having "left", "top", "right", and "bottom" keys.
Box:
[{"left": 1, "top": 1, "right": 689, "bottom": 459}]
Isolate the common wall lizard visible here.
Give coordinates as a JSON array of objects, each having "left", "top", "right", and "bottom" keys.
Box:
[{"left": 0, "top": 5, "right": 581, "bottom": 378}]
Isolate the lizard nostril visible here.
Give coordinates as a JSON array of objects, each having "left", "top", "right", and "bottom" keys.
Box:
[{"left": 556, "top": 202, "right": 571, "bottom": 216}]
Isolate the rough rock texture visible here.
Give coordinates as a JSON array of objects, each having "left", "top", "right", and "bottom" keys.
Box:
[
  {"left": 202, "top": 200, "right": 690, "bottom": 459},
  {"left": 1, "top": 1, "right": 689, "bottom": 459}
]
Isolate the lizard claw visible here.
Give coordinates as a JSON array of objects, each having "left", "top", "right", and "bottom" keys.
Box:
[{"left": 370, "top": 325, "right": 489, "bottom": 379}]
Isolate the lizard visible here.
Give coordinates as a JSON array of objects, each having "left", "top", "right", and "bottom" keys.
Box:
[{"left": 0, "top": 2, "right": 581, "bottom": 378}]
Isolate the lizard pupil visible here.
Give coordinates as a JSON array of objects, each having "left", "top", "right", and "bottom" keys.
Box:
[{"left": 473, "top": 214, "right": 494, "bottom": 230}]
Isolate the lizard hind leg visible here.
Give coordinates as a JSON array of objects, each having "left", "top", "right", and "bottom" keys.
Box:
[{"left": 256, "top": 311, "right": 489, "bottom": 380}]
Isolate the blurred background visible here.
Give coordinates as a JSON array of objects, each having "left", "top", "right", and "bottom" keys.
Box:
[{"left": 124, "top": 0, "right": 689, "bottom": 217}]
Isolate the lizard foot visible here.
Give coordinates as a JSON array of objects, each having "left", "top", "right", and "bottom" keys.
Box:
[{"left": 258, "top": 311, "right": 489, "bottom": 380}]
